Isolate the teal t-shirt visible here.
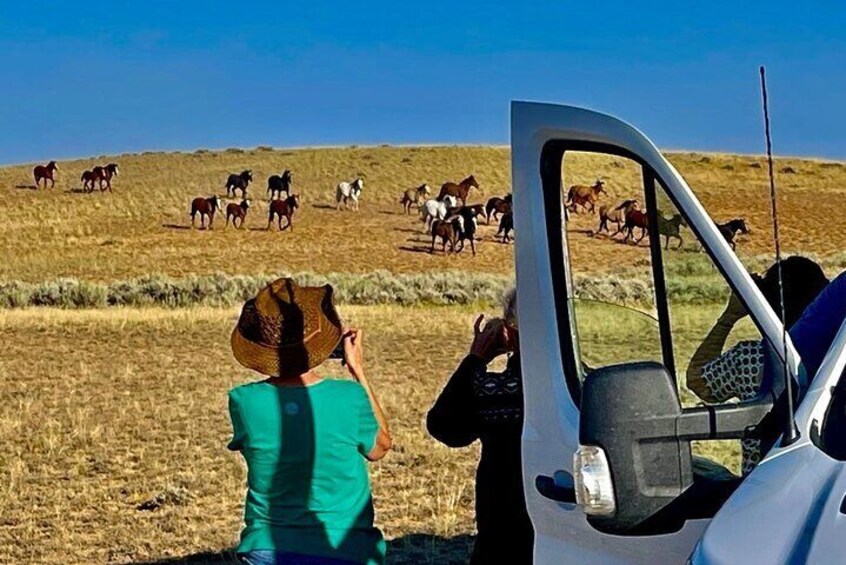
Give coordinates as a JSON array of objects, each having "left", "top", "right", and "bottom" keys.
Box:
[{"left": 228, "top": 379, "right": 385, "bottom": 564}]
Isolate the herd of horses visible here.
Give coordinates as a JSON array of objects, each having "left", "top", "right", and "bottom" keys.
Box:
[
  {"left": 396, "top": 175, "right": 515, "bottom": 255},
  {"left": 571, "top": 178, "right": 750, "bottom": 251},
  {"left": 25, "top": 159, "right": 750, "bottom": 254},
  {"left": 31, "top": 160, "right": 120, "bottom": 192}
]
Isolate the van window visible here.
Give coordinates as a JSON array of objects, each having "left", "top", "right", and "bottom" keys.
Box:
[{"left": 562, "top": 151, "right": 663, "bottom": 376}]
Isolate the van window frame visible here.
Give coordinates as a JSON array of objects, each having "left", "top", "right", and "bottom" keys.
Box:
[{"left": 539, "top": 139, "right": 755, "bottom": 408}]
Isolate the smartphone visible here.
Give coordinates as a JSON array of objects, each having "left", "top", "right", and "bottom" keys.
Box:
[{"left": 329, "top": 340, "right": 345, "bottom": 361}]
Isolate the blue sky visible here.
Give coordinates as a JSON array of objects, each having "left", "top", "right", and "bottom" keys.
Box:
[{"left": 1, "top": 1, "right": 844, "bottom": 164}]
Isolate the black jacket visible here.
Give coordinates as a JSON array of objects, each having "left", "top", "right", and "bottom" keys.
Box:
[{"left": 427, "top": 354, "right": 533, "bottom": 564}]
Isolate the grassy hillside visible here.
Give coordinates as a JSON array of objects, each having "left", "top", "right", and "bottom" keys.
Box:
[
  {"left": 1, "top": 146, "right": 845, "bottom": 283},
  {"left": 0, "top": 304, "right": 741, "bottom": 564}
]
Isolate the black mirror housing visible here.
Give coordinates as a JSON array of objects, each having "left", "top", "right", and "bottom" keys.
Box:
[{"left": 579, "top": 362, "right": 693, "bottom": 534}]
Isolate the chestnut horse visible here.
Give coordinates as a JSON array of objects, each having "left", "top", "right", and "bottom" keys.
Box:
[
  {"left": 621, "top": 208, "right": 649, "bottom": 244},
  {"left": 598, "top": 199, "right": 639, "bottom": 234},
  {"left": 33, "top": 161, "right": 58, "bottom": 189},
  {"left": 84, "top": 163, "right": 119, "bottom": 192},
  {"left": 267, "top": 194, "right": 300, "bottom": 231},
  {"left": 226, "top": 199, "right": 251, "bottom": 229},
  {"left": 81, "top": 168, "right": 105, "bottom": 193},
  {"left": 437, "top": 175, "right": 479, "bottom": 204},
  {"left": 190, "top": 195, "right": 223, "bottom": 229}
]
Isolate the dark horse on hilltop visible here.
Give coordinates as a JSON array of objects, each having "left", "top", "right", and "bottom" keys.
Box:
[
  {"left": 267, "top": 194, "right": 300, "bottom": 231},
  {"left": 226, "top": 170, "right": 253, "bottom": 198},
  {"left": 437, "top": 175, "right": 479, "bottom": 205},
  {"left": 82, "top": 163, "right": 119, "bottom": 192},
  {"left": 33, "top": 161, "right": 59, "bottom": 189},
  {"left": 267, "top": 170, "right": 293, "bottom": 199}
]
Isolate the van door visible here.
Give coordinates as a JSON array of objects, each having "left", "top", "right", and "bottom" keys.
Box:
[{"left": 511, "top": 102, "right": 799, "bottom": 563}]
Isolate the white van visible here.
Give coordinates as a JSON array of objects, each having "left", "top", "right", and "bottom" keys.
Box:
[{"left": 512, "top": 102, "right": 846, "bottom": 564}]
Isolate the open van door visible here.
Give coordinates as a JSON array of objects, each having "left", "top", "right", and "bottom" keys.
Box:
[{"left": 511, "top": 102, "right": 800, "bottom": 563}]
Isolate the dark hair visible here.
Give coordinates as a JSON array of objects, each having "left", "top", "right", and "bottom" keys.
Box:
[{"left": 757, "top": 256, "right": 829, "bottom": 327}]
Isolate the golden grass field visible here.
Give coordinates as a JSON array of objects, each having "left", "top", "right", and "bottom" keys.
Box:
[
  {"left": 0, "top": 303, "right": 746, "bottom": 565},
  {"left": 1, "top": 146, "right": 845, "bottom": 282},
  {"left": 1, "top": 146, "right": 845, "bottom": 564}
]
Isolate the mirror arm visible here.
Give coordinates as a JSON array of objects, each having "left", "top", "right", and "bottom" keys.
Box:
[{"left": 677, "top": 401, "right": 773, "bottom": 441}]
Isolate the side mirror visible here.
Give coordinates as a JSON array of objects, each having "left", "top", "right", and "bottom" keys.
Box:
[
  {"left": 577, "top": 361, "right": 773, "bottom": 535},
  {"left": 577, "top": 362, "right": 693, "bottom": 534}
]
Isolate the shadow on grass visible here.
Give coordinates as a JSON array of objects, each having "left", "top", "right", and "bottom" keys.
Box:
[
  {"left": 14, "top": 184, "right": 38, "bottom": 190},
  {"left": 311, "top": 203, "right": 336, "bottom": 210},
  {"left": 132, "top": 534, "right": 474, "bottom": 565},
  {"left": 65, "top": 187, "right": 93, "bottom": 194},
  {"left": 398, "top": 245, "right": 434, "bottom": 255},
  {"left": 162, "top": 224, "right": 193, "bottom": 231}
]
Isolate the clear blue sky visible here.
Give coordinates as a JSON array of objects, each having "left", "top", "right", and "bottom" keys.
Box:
[{"left": 2, "top": 1, "right": 844, "bottom": 164}]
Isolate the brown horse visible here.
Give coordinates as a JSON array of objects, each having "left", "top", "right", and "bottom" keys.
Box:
[
  {"left": 598, "top": 199, "right": 639, "bottom": 234},
  {"left": 621, "top": 209, "right": 649, "bottom": 244},
  {"left": 267, "top": 194, "right": 300, "bottom": 231},
  {"left": 566, "top": 179, "right": 606, "bottom": 214},
  {"left": 430, "top": 217, "right": 464, "bottom": 254},
  {"left": 81, "top": 168, "right": 105, "bottom": 193},
  {"left": 485, "top": 194, "right": 512, "bottom": 224},
  {"left": 226, "top": 199, "right": 251, "bottom": 229},
  {"left": 399, "top": 184, "right": 430, "bottom": 214},
  {"left": 33, "top": 161, "right": 58, "bottom": 189},
  {"left": 437, "top": 175, "right": 479, "bottom": 204},
  {"left": 190, "top": 195, "right": 223, "bottom": 229}
]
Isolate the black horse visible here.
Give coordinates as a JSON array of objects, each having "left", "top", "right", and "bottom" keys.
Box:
[
  {"left": 225, "top": 170, "right": 253, "bottom": 198},
  {"left": 267, "top": 170, "right": 293, "bottom": 199},
  {"left": 717, "top": 219, "right": 750, "bottom": 250}
]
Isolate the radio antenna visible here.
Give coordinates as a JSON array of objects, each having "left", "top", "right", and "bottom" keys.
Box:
[{"left": 760, "top": 65, "right": 799, "bottom": 445}]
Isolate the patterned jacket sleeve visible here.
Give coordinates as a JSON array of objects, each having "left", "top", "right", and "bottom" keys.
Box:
[
  {"left": 698, "top": 340, "right": 765, "bottom": 403},
  {"left": 427, "top": 355, "right": 485, "bottom": 447}
]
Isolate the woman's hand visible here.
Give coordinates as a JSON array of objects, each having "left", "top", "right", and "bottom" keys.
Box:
[
  {"left": 343, "top": 328, "right": 366, "bottom": 380},
  {"left": 469, "top": 315, "right": 507, "bottom": 363}
]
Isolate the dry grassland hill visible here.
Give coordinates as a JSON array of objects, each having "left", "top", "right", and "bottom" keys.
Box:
[{"left": 1, "top": 145, "right": 845, "bottom": 283}]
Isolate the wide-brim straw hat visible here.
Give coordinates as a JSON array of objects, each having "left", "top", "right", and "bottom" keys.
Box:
[{"left": 231, "top": 278, "right": 343, "bottom": 377}]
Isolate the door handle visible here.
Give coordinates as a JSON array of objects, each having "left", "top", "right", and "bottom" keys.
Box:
[{"left": 536, "top": 471, "right": 576, "bottom": 503}]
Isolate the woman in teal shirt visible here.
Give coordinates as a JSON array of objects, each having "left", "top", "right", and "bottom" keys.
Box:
[{"left": 228, "top": 279, "right": 392, "bottom": 565}]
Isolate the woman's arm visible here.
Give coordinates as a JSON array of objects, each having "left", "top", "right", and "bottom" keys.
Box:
[
  {"left": 427, "top": 355, "right": 484, "bottom": 447},
  {"left": 686, "top": 291, "right": 747, "bottom": 401},
  {"left": 344, "top": 329, "right": 393, "bottom": 461},
  {"left": 686, "top": 318, "right": 736, "bottom": 402}
]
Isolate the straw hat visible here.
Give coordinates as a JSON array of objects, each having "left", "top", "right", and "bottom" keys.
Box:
[{"left": 231, "top": 278, "right": 343, "bottom": 377}]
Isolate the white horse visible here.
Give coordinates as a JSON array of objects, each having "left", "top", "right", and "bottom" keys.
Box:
[
  {"left": 336, "top": 178, "right": 364, "bottom": 211},
  {"left": 420, "top": 195, "right": 459, "bottom": 231}
]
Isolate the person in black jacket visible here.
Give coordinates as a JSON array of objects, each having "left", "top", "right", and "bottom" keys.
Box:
[{"left": 427, "top": 290, "right": 533, "bottom": 564}]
